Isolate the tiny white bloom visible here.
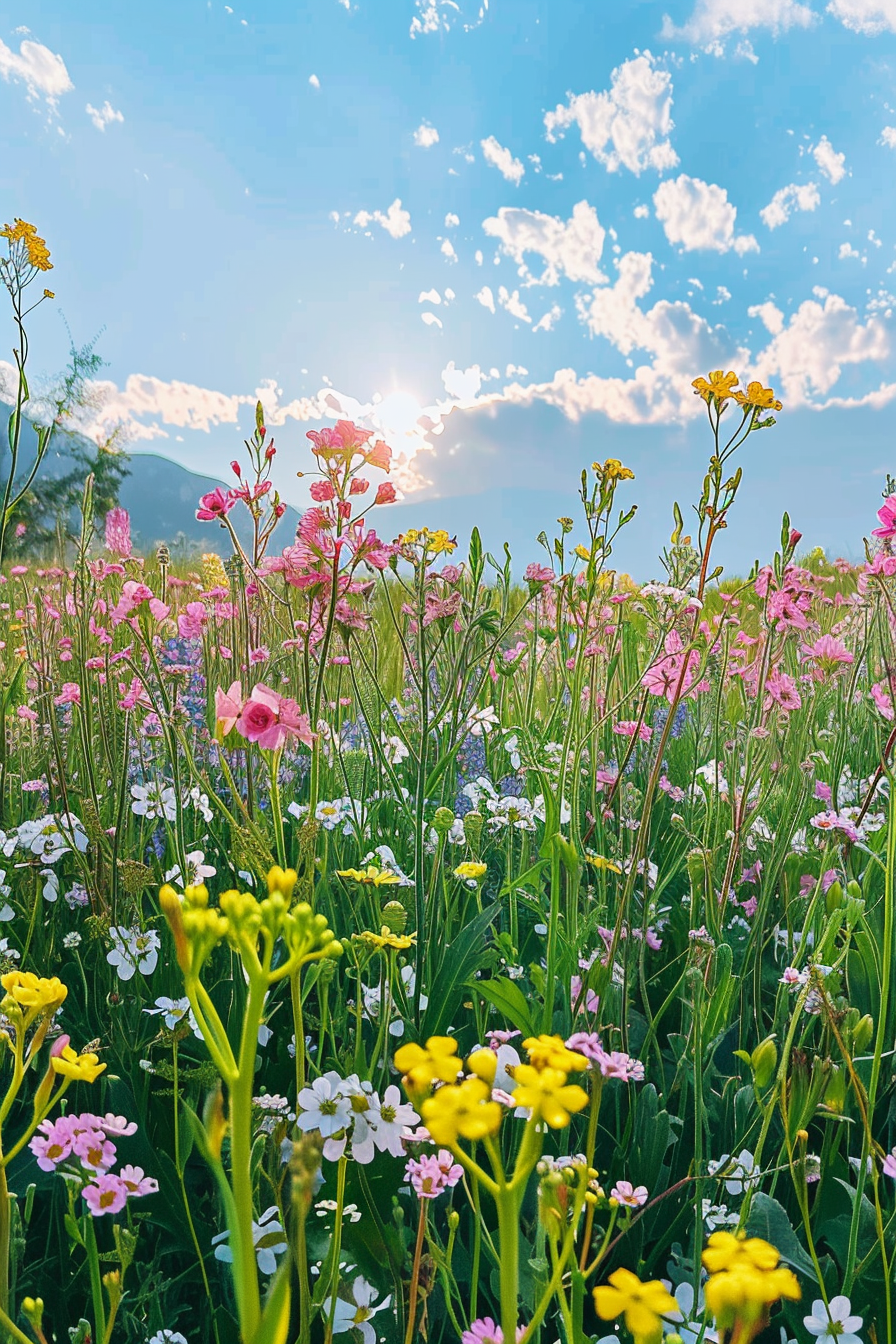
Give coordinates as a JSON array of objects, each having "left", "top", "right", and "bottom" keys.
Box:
[
  {"left": 803, "top": 1295, "right": 863, "bottom": 1344},
  {"left": 331, "top": 1276, "right": 391, "bottom": 1344}
]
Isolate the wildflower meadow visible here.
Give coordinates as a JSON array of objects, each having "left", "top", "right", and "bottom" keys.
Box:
[{"left": 2, "top": 222, "right": 896, "bottom": 1344}]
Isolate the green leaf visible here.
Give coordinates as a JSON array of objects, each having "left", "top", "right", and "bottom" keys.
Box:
[
  {"left": 421, "top": 904, "right": 499, "bottom": 1037},
  {"left": 498, "top": 858, "right": 549, "bottom": 898},
  {"left": 64, "top": 1212, "right": 85, "bottom": 1248},
  {"left": 744, "top": 1192, "right": 816, "bottom": 1278},
  {"left": 249, "top": 1261, "right": 291, "bottom": 1344},
  {"left": 469, "top": 526, "right": 483, "bottom": 581},
  {"left": 470, "top": 975, "right": 537, "bottom": 1037}
]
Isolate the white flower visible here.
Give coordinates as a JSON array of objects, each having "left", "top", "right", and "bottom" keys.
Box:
[
  {"left": 130, "top": 783, "right": 177, "bottom": 822},
  {"left": 663, "top": 1280, "right": 717, "bottom": 1343},
  {"left": 106, "top": 926, "right": 161, "bottom": 981},
  {"left": 504, "top": 733, "right": 521, "bottom": 770},
  {"left": 212, "top": 1206, "right": 287, "bottom": 1276},
  {"left": 701, "top": 1198, "right": 739, "bottom": 1231},
  {"left": 17, "top": 817, "right": 70, "bottom": 865},
  {"left": 0, "top": 939, "right": 19, "bottom": 963},
  {"left": 532, "top": 793, "right": 571, "bottom": 824},
  {"left": 707, "top": 1148, "right": 759, "bottom": 1197},
  {"left": 486, "top": 795, "right": 536, "bottom": 832},
  {"left": 315, "top": 799, "right": 347, "bottom": 830},
  {"left": 41, "top": 869, "right": 59, "bottom": 903},
  {"left": 369, "top": 1085, "right": 419, "bottom": 1157},
  {"left": 331, "top": 1276, "right": 391, "bottom": 1344},
  {"left": 0, "top": 832, "right": 17, "bottom": 858},
  {"left": 63, "top": 932, "right": 82, "bottom": 949},
  {"left": 164, "top": 851, "right": 217, "bottom": 887},
  {"left": 466, "top": 705, "right": 499, "bottom": 737},
  {"left": 804, "top": 1296, "right": 863, "bottom": 1344},
  {"left": 188, "top": 787, "right": 213, "bottom": 823},
  {"left": 147, "top": 1333, "right": 189, "bottom": 1344},
  {"left": 144, "top": 996, "right": 201, "bottom": 1035},
  {"left": 296, "top": 1074, "right": 352, "bottom": 1139},
  {"left": 381, "top": 734, "right": 410, "bottom": 766}
]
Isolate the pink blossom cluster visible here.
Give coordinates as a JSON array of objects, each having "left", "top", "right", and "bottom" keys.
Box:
[
  {"left": 565, "top": 1033, "right": 645, "bottom": 1081},
  {"left": 215, "top": 681, "right": 314, "bottom": 751},
  {"left": 29, "top": 1112, "right": 157, "bottom": 1217},
  {"left": 642, "top": 629, "right": 709, "bottom": 704},
  {"left": 404, "top": 1149, "right": 463, "bottom": 1199}
]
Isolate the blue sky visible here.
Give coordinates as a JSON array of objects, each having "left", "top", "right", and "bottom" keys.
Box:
[{"left": 4, "top": 0, "right": 896, "bottom": 572}]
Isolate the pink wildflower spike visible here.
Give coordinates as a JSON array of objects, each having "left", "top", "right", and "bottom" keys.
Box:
[
  {"left": 104, "top": 507, "right": 132, "bottom": 558},
  {"left": 873, "top": 494, "right": 896, "bottom": 539},
  {"left": 54, "top": 682, "right": 81, "bottom": 707}
]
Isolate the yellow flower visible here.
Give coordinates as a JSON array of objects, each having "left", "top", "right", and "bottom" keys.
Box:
[
  {"left": 42, "top": 289, "right": 54, "bottom": 299},
  {"left": 733, "top": 380, "right": 783, "bottom": 412},
  {"left": 510, "top": 1064, "right": 589, "bottom": 1128},
  {"left": 466, "top": 1047, "right": 498, "bottom": 1085},
  {"left": 399, "top": 527, "right": 458, "bottom": 555},
  {"left": 356, "top": 928, "right": 416, "bottom": 951},
  {"left": 593, "top": 1268, "right": 678, "bottom": 1344},
  {"left": 421, "top": 1077, "right": 502, "bottom": 1144},
  {"left": 51, "top": 1045, "right": 106, "bottom": 1084},
  {"left": 704, "top": 1264, "right": 800, "bottom": 1327},
  {"left": 574, "top": 544, "right": 592, "bottom": 561},
  {"left": 701, "top": 1231, "right": 780, "bottom": 1275},
  {"left": 523, "top": 1034, "right": 589, "bottom": 1073},
  {"left": 691, "top": 370, "right": 740, "bottom": 405},
  {"left": 336, "top": 866, "right": 401, "bottom": 887},
  {"left": 0, "top": 219, "right": 53, "bottom": 271},
  {"left": 453, "top": 862, "right": 487, "bottom": 882},
  {"left": 594, "top": 458, "right": 635, "bottom": 481},
  {"left": 585, "top": 854, "right": 622, "bottom": 873},
  {"left": 394, "top": 1036, "right": 462, "bottom": 1091},
  {"left": 1, "top": 971, "right": 67, "bottom": 1015}
]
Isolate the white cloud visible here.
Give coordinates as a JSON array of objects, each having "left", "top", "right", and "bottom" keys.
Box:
[
  {"left": 410, "top": 0, "right": 489, "bottom": 36},
  {"left": 309, "top": 74, "right": 320, "bottom": 88},
  {"left": 881, "top": 126, "right": 896, "bottom": 147},
  {"left": 74, "top": 374, "right": 253, "bottom": 444},
  {"left": 653, "top": 174, "right": 758, "bottom": 254},
  {"left": 419, "top": 289, "right": 441, "bottom": 304},
  {"left": 0, "top": 37, "right": 73, "bottom": 109},
  {"left": 445, "top": 212, "right": 460, "bottom": 227},
  {"left": 353, "top": 198, "right": 412, "bottom": 239},
  {"left": 827, "top": 0, "right": 896, "bottom": 32},
  {"left": 811, "top": 135, "right": 846, "bottom": 184},
  {"left": 498, "top": 287, "right": 532, "bottom": 322},
  {"left": 480, "top": 135, "right": 524, "bottom": 184},
  {"left": 752, "top": 291, "right": 888, "bottom": 404},
  {"left": 421, "top": 311, "right": 443, "bottom": 328},
  {"left": 661, "top": 0, "right": 815, "bottom": 45},
  {"left": 748, "top": 301, "right": 785, "bottom": 334},
  {"left": 413, "top": 122, "right": 439, "bottom": 147},
  {"left": 544, "top": 52, "right": 678, "bottom": 175},
  {"left": 475, "top": 285, "right": 496, "bottom": 312},
  {"left": 759, "top": 181, "right": 820, "bottom": 229},
  {"left": 838, "top": 241, "right": 862, "bottom": 259},
  {"left": 441, "top": 238, "right": 458, "bottom": 262},
  {"left": 633, "top": 204, "right": 650, "bottom": 218},
  {"left": 442, "top": 361, "right": 484, "bottom": 401},
  {"left": 482, "top": 200, "right": 606, "bottom": 285},
  {"left": 533, "top": 305, "right": 562, "bottom": 332},
  {"left": 86, "top": 100, "right": 123, "bottom": 131}
]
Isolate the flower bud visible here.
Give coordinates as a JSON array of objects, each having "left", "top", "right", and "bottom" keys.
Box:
[
  {"left": 433, "top": 806, "right": 455, "bottom": 836},
  {"left": 381, "top": 901, "right": 409, "bottom": 935},
  {"left": 463, "top": 811, "right": 483, "bottom": 849},
  {"left": 825, "top": 880, "right": 843, "bottom": 914},
  {"left": 21, "top": 1299, "right": 44, "bottom": 1332},
  {"left": 751, "top": 1036, "right": 778, "bottom": 1089},
  {"left": 853, "top": 1013, "right": 874, "bottom": 1053}
]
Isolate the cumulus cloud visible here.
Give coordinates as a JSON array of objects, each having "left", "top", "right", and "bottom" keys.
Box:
[
  {"left": 661, "top": 0, "right": 815, "bottom": 45},
  {"left": 533, "top": 305, "right": 562, "bottom": 332},
  {"left": 811, "top": 134, "right": 846, "bottom": 184},
  {"left": 445, "top": 212, "right": 459, "bottom": 227},
  {"left": 498, "top": 287, "right": 531, "bottom": 322},
  {"left": 480, "top": 135, "right": 524, "bottom": 184},
  {"left": 748, "top": 301, "right": 785, "bottom": 335},
  {"left": 413, "top": 122, "right": 439, "bottom": 147},
  {"left": 73, "top": 374, "right": 253, "bottom": 445},
  {"left": 309, "top": 74, "right": 321, "bottom": 88},
  {"left": 544, "top": 52, "right": 678, "bottom": 175},
  {"left": 839, "top": 241, "right": 862, "bottom": 259},
  {"left": 421, "top": 311, "right": 443, "bottom": 328},
  {"left": 0, "top": 36, "right": 73, "bottom": 109},
  {"left": 419, "top": 289, "right": 441, "bottom": 304},
  {"left": 353, "top": 198, "right": 412, "bottom": 238},
  {"left": 752, "top": 291, "right": 888, "bottom": 404},
  {"left": 881, "top": 126, "right": 896, "bottom": 147},
  {"left": 827, "top": 0, "right": 896, "bottom": 32},
  {"left": 759, "top": 181, "right": 820, "bottom": 228},
  {"left": 475, "top": 286, "right": 496, "bottom": 312},
  {"left": 482, "top": 200, "right": 606, "bottom": 285},
  {"left": 86, "top": 100, "right": 123, "bottom": 131},
  {"left": 652, "top": 174, "right": 758, "bottom": 254},
  {"left": 440, "top": 238, "right": 458, "bottom": 261},
  {"left": 410, "top": 0, "right": 489, "bottom": 38}
]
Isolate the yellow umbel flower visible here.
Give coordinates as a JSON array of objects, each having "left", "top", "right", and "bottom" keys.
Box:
[
  {"left": 1, "top": 219, "right": 53, "bottom": 271},
  {"left": 466, "top": 1048, "right": 498, "bottom": 1085},
  {"left": 593, "top": 458, "right": 635, "bottom": 481},
  {"left": 593, "top": 1268, "right": 678, "bottom": 1344},
  {"left": 356, "top": 928, "right": 416, "bottom": 951},
  {"left": 511, "top": 1064, "right": 588, "bottom": 1128},
  {"left": 201, "top": 551, "right": 230, "bottom": 590},
  {"left": 691, "top": 370, "right": 740, "bottom": 405},
  {"left": 453, "top": 862, "right": 487, "bottom": 881},
  {"left": 733, "top": 380, "right": 782, "bottom": 412},
  {"left": 523, "top": 1034, "right": 589, "bottom": 1073},
  {"left": 394, "top": 1036, "right": 462, "bottom": 1091},
  {"left": 51, "top": 1044, "right": 106, "bottom": 1084},
  {"left": 701, "top": 1231, "right": 780, "bottom": 1275},
  {"left": 1, "top": 971, "right": 67, "bottom": 1015},
  {"left": 702, "top": 1231, "right": 800, "bottom": 1329},
  {"left": 421, "top": 1077, "right": 502, "bottom": 1145},
  {"left": 336, "top": 866, "right": 401, "bottom": 887}
]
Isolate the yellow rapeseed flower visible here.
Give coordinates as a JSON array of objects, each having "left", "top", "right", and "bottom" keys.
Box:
[
  {"left": 593, "top": 1268, "right": 678, "bottom": 1344},
  {"left": 336, "top": 866, "right": 401, "bottom": 887},
  {"left": 692, "top": 370, "right": 739, "bottom": 405},
  {"left": 733, "top": 380, "right": 783, "bottom": 412},
  {"left": 394, "top": 1036, "right": 462, "bottom": 1091},
  {"left": 523, "top": 1034, "right": 589, "bottom": 1073},
  {"left": 594, "top": 458, "right": 636, "bottom": 481},
  {"left": 421, "top": 1077, "right": 502, "bottom": 1144},
  {"left": 51, "top": 1045, "right": 106, "bottom": 1084},
  {"left": 356, "top": 928, "right": 416, "bottom": 951},
  {"left": 466, "top": 1047, "right": 498, "bottom": 1085},
  {"left": 701, "top": 1231, "right": 780, "bottom": 1275},
  {"left": 511, "top": 1064, "right": 589, "bottom": 1128},
  {"left": 585, "top": 854, "right": 623, "bottom": 873},
  {"left": 1, "top": 971, "right": 67, "bottom": 1015},
  {"left": 0, "top": 219, "right": 52, "bottom": 271},
  {"left": 453, "top": 862, "right": 487, "bottom": 882},
  {"left": 574, "top": 544, "right": 592, "bottom": 561},
  {"left": 704, "top": 1264, "right": 800, "bottom": 1327}
]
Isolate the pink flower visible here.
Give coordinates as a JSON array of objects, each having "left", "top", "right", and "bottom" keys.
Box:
[
  {"left": 613, "top": 720, "right": 652, "bottom": 742},
  {"left": 349, "top": 477, "right": 369, "bottom": 496},
  {"left": 104, "top": 507, "right": 132, "bottom": 558},
  {"left": 374, "top": 481, "right": 397, "bottom": 505},
  {"left": 873, "top": 494, "right": 896, "bottom": 539},
  {"left": 405, "top": 1150, "right": 463, "bottom": 1199},
  {"left": 309, "top": 480, "right": 336, "bottom": 502},
  {"left": 215, "top": 681, "right": 243, "bottom": 736},
  {"left": 801, "top": 634, "right": 853, "bottom": 673},
  {"left": 764, "top": 668, "right": 802, "bottom": 713},
  {"left": 236, "top": 684, "right": 314, "bottom": 751},
  {"left": 871, "top": 681, "right": 895, "bottom": 720},
  {"left": 54, "top": 682, "right": 81, "bottom": 707},
  {"left": 365, "top": 438, "right": 392, "bottom": 471},
  {"left": 196, "top": 488, "right": 236, "bottom": 521},
  {"left": 570, "top": 976, "right": 599, "bottom": 1015},
  {"left": 118, "top": 1164, "right": 159, "bottom": 1197},
  {"left": 72, "top": 1128, "right": 117, "bottom": 1173},
  {"left": 30, "top": 1117, "right": 76, "bottom": 1171},
  {"left": 814, "top": 781, "right": 832, "bottom": 802},
  {"left": 462, "top": 1320, "right": 526, "bottom": 1344},
  {"left": 610, "top": 1180, "right": 648, "bottom": 1208},
  {"left": 82, "top": 1174, "right": 129, "bottom": 1217},
  {"left": 524, "top": 562, "right": 555, "bottom": 585},
  {"left": 177, "top": 601, "right": 208, "bottom": 639},
  {"left": 883, "top": 1148, "right": 896, "bottom": 1178}
]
